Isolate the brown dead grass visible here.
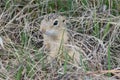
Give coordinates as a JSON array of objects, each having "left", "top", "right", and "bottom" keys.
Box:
[{"left": 0, "top": 0, "right": 120, "bottom": 80}]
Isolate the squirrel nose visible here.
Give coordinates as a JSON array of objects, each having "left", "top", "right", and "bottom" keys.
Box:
[{"left": 40, "top": 28, "right": 46, "bottom": 34}]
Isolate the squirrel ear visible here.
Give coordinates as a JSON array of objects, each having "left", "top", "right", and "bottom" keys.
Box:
[{"left": 62, "top": 16, "right": 66, "bottom": 22}]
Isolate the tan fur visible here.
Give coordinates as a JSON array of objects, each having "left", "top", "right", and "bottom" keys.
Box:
[
  {"left": 40, "top": 14, "right": 81, "bottom": 64},
  {"left": 40, "top": 14, "right": 72, "bottom": 61}
]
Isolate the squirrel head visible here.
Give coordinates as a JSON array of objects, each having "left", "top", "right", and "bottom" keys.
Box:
[{"left": 40, "top": 13, "right": 67, "bottom": 37}]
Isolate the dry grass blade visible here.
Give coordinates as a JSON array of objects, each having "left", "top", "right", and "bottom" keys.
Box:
[{"left": 0, "top": 0, "right": 120, "bottom": 80}]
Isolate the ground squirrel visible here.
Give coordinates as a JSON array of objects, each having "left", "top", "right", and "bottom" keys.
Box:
[
  {"left": 40, "top": 13, "right": 70, "bottom": 61},
  {"left": 40, "top": 13, "right": 107, "bottom": 69}
]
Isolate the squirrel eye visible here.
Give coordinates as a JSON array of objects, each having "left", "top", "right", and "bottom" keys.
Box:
[{"left": 53, "top": 20, "right": 58, "bottom": 26}]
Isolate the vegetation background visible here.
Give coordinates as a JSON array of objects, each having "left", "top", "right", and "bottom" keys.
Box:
[{"left": 0, "top": 0, "right": 120, "bottom": 80}]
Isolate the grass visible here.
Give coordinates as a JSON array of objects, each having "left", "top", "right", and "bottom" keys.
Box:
[
  {"left": 107, "top": 44, "right": 112, "bottom": 77},
  {"left": 0, "top": 0, "right": 120, "bottom": 80}
]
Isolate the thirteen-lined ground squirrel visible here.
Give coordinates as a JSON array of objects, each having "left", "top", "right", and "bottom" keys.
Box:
[{"left": 40, "top": 13, "right": 107, "bottom": 70}]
